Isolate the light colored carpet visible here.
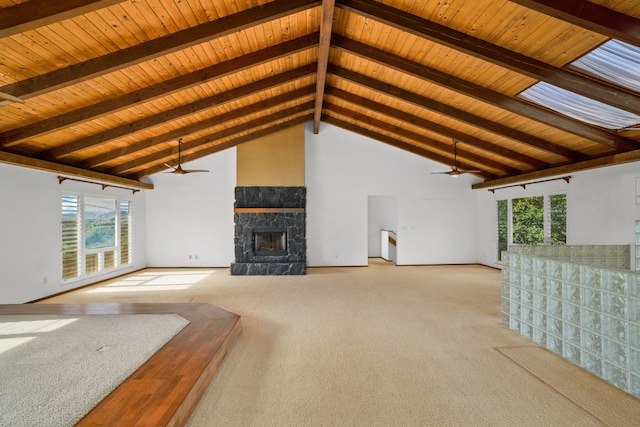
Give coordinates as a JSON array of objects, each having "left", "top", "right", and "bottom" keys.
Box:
[
  {"left": 0, "top": 313, "right": 189, "bottom": 427},
  {"left": 41, "top": 260, "right": 640, "bottom": 426}
]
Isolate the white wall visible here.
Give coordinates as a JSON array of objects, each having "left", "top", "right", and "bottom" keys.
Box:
[
  {"left": 145, "top": 148, "right": 236, "bottom": 267},
  {"left": 476, "top": 161, "right": 640, "bottom": 269},
  {"left": 305, "top": 122, "right": 481, "bottom": 266},
  {"left": 0, "top": 162, "right": 146, "bottom": 303}
]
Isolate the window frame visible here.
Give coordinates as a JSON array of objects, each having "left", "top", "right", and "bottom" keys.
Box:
[
  {"left": 61, "top": 192, "right": 133, "bottom": 282},
  {"left": 496, "top": 193, "right": 566, "bottom": 262}
]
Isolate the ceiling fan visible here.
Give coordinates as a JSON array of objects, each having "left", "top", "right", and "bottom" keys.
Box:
[
  {"left": 431, "top": 139, "right": 481, "bottom": 178},
  {"left": 164, "top": 138, "right": 209, "bottom": 175}
]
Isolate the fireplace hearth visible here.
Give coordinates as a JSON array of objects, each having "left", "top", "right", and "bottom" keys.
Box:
[{"left": 231, "top": 187, "right": 306, "bottom": 275}]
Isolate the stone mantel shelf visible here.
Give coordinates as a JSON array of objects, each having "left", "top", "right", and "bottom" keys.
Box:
[{"left": 234, "top": 207, "right": 305, "bottom": 213}]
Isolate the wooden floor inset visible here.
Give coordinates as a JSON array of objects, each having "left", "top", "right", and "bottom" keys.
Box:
[{"left": 0, "top": 303, "right": 241, "bottom": 427}]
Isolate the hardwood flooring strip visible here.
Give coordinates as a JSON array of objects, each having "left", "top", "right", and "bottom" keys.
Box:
[{"left": 0, "top": 303, "right": 241, "bottom": 427}]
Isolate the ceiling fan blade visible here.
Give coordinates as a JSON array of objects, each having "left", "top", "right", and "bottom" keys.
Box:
[{"left": 181, "top": 169, "right": 209, "bottom": 174}]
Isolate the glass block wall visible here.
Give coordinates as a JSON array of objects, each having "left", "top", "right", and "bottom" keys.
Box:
[
  {"left": 507, "top": 245, "right": 630, "bottom": 270},
  {"left": 502, "top": 249, "right": 640, "bottom": 399}
]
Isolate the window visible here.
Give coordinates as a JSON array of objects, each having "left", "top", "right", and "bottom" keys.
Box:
[
  {"left": 61, "top": 194, "right": 132, "bottom": 281},
  {"left": 497, "top": 199, "right": 508, "bottom": 261},
  {"left": 496, "top": 194, "right": 566, "bottom": 261},
  {"left": 61, "top": 195, "right": 80, "bottom": 280}
]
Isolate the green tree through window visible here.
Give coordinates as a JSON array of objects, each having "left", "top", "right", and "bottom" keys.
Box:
[{"left": 512, "top": 196, "right": 544, "bottom": 245}]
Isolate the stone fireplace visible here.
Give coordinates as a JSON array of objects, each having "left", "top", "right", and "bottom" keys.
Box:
[{"left": 230, "top": 186, "right": 306, "bottom": 275}]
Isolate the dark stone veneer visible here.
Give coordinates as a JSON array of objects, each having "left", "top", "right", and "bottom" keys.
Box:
[{"left": 230, "top": 186, "right": 306, "bottom": 275}]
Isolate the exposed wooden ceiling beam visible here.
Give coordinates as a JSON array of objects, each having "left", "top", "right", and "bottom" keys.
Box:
[
  {"left": 325, "top": 102, "right": 519, "bottom": 175},
  {"left": 0, "top": 150, "right": 153, "bottom": 190},
  {"left": 322, "top": 114, "right": 499, "bottom": 181},
  {"left": 337, "top": 0, "right": 640, "bottom": 113},
  {"left": 0, "top": 0, "right": 321, "bottom": 100},
  {"left": 473, "top": 149, "right": 640, "bottom": 189},
  {"left": 1, "top": 34, "right": 319, "bottom": 148},
  {"left": 313, "top": 0, "right": 336, "bottom": 134},
  {"left": 0, "top": 0, "right": 126, "bottom": 38},
  {"left": 131, "top": 111, "right": 314, "bottom": 179},
  {"left": 110, "top": 102, "right": 314, "bottom": 176},
  {"left": 325, "top": 86, "right": 549, "bottom": 170},
  {"left": 37, "top": 64, "right": 315, "bottom": 161},
  {"left": 508, "top": 0, "right": 640, "bottom": 48},
  {"left": 80, "top": 86, "right": 316, "bottom": 169},
  {"left": 329, "top": 65, "right": 587, "bottom": 161},
  {"left": 332, "top": 35, "right": 639, "bottom": 152}
]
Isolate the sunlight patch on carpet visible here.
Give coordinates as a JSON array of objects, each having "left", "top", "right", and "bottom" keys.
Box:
[{"left": 0, "top": 314, "right": 189, "bottom": 427}]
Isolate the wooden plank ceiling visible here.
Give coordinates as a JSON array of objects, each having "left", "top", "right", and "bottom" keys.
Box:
[{"left": 0, "top": 0, "right": 639, "bottom": 190}]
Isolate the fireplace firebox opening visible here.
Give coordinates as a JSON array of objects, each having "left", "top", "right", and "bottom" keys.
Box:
[{"left": 253, "top": 228, "right": 287, "bottom": 256}]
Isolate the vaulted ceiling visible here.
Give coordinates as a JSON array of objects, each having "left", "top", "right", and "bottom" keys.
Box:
[{"left": 1, "top": 0, "right": 639, "bottom": 190}]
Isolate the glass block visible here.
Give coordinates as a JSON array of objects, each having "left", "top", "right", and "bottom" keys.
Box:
[
  {"left": 606, "top": 246, "right": 618, "bottom": 258},
  {"left": 510, "top": 285, "right": 521, "bottom": 301},
  {"left": 563, "top": 262, "right": 581, "bottom": 284},
  {"left": 583, "top": 330, "right": 603, "bottom": 355},
  {"left": 604, "top": 338, "right": 628, "bottom": 369},
  {"left": 582, "top": 309, "right": 602, "bottom": 333},
  {"left": 594, "top": 246, "right": 606, "bottom": 258},
  {"left": 509, "top": 318, "right": 520, "bottom": 331},
  {"left": 501, "top": 279, "right": 509, "bottom": 296},
  {"left": 501, "top": 296, "right": 510, "bottom": 313},
  {"left": 563, "top": 283, "right": 581, "bottom": 304},
  {"left": 549, "top": 279, "right": 563, "bottom": 298},
  {"left": 564, "top": 323, "right": 581, "bottom": 346},
  {"left": 522, "top": 307, "right": 533, "bottom": 324},
  {"left": 502, "top": 254, "right": 511, "bottom": 268},
  {"left": 521, "top": 322, "right": 532, "bottom": 339},
  {"left": 604, "top": 270, "right": 628, "bottom": 295},
  {"left": 522, "top": 273, "right": 533, "bottom": 290},
  {"left": 563, "top": 302, "right": 581, "bottom": 325},
  {"left": 534, "top": 258, "right": 547, "bottom": 276},
  {"left": 582, "top": 266, "right": 603, "bottom": 289},
  {"left": 582, "top": 351, "right": 603, "bottom": 377},
  {"left": 533, "top": 293, "right": 547, "bottom": 312},
  {"left": 510, "top": 253, "right": 521, "bottom": 270},
  {"left": 620, "top": 245, "right": 630, "bottom": 258},
  {"left": 509, "top": 270, "right": 521, "bottom": 287},
  {"left": 548, "top": 317, "right": 563, "bottom": 337},
  {"left": 510, "top": 301, "right": 521, "bottom": 319},
  {"left": 548, "top": 335, "right": 563, "bottom": 355},
  {"left": 501, "top": 312, "right": 509, "bottom": 327},
  {"left": 631, "top": 374, "right": 640, "bottom": 399},
  {"left": 548, "top": 297, "right": 562, "bottom": 318},
  {"left": 629, "top": 298, "right": 639, "bottom": 324},
  {"left": 522, "top": 289, "right": 533, "bottom": 307},
  {"left": 604, "top": 362, "right": 628, "bottom": 390},
  {"left": 604, "top": 293, "right": 627, "bottom": 319},
  {"left": 631, "top": 323, "right": 640, "bottom": 350},
  {"left": 604, "top": 316, "right": 628, "bottom": 344},
  {"left": 630, "top": 274, "right": 640, "bottom": 298},
  {"left": 583, "top": 246, "right": 594, "bottom": 257},
  {"left": 522, "top": 255, "right": 533, "bottom": 272},
  {"left": 533, "top": 328, "right": 546, "bottom": 346},
  {"left": 534, "top": 276, "right": 547, "bottom": 294},
  {"left": 631, "top": 348, "right": 640, "bottom": 374},
  {"left": 533, "top": 311, "right": 547, "bottom": 330},
  {"left": 571, "top": 246, "right": 583, "bottom": 258},
  {"left": 582, "top": 288, "right": 602, "bottom": 311},
  {"left": 564, "top": 342, "right": 581, "bottom": 364},
  {"left": 549, "top": 260, "right": 562, "bottom": 279}
]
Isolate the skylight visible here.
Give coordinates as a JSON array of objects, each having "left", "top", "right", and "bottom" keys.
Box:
[
  {"left": 518, "top": 40, "right": 640, "bottom": 131},
  {"left": 570, "top": 40, "right": 640, "bottom": 94}
]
